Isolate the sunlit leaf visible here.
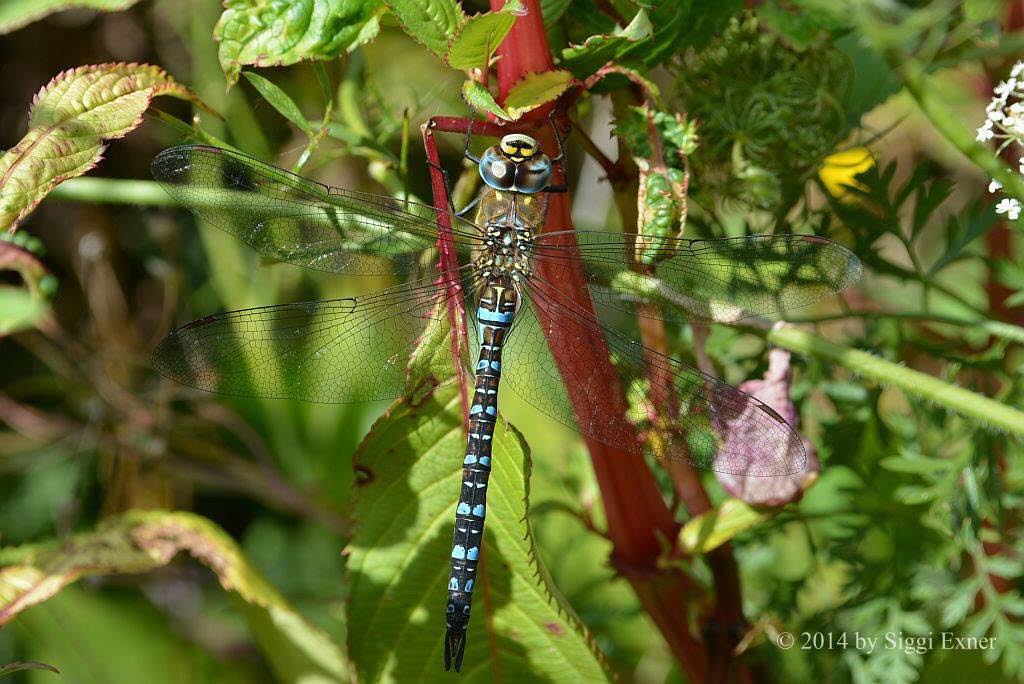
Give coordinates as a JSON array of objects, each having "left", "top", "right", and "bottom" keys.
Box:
[
  {"left": 384, "top": 0, "right": 464, "bottom": 59},
  {"left": 445, "top": 0, "right": 522, "bottom": 70},
  {"left": 0, "top": 63, "right": 203, "bottom": 231},
  {"left": 0, "top": 0, "right": 139, "bottom": 34},
  {"left": 0, "top": 510, "right": 348, "bottom": 683},
  {"left": 504, "top": 70, "right": 574, "bottom": 119},
  {"left": 346, "top": 384, "right": 610, "bottom": 680},
  {"left": 461, "top": 79, "right": 510, "bottom": 120},
  {"left": 216, "top": 0, "right": 383, "bottom": 86},
  {"left": 679, "top": 499, "right": 767, "bottom": 554}
]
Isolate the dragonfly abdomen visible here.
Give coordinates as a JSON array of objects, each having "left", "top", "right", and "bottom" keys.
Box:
[{"left": 444, "top": 280, "right": 519, "bottom": 672}]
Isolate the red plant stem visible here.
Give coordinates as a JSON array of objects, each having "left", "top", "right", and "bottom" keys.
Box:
[
  {"left": 531, "top": 181, "right": 708, "bottom": 679},
  {"left": 423, "top": 122, "right": 471, "bottom": 423},
  {"left": 492, "top": 0, "right": 552, "bottom": 91},
  {"left": 484, "top": 0, "right": 719, "bottom": 677}
]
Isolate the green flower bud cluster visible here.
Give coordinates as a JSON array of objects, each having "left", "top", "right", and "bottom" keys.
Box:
[{"left": 676, "top": 13, "right": 851, "bottom": 211}]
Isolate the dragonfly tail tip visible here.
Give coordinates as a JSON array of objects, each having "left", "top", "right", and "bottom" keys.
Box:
[{"left": 444, "top": 626, "right": 467, "bottom": 672}]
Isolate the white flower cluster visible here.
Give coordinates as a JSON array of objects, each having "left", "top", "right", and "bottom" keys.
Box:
[{"left": 977, "top": 61, "right": 1024, "bottom": 221}]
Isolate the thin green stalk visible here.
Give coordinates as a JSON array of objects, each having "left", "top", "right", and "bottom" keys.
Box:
[
  {"left": 787, "top": 310, "right": 1024, "bottom": 344},
  {"left": 48, "top": 178, "right": 174, "bottom": 206},
  {"left": 765, "top": 326, "right": 1024, "bottom": 437},
  {"left": 293, "top": 63, "right": 337, "bottom": 174},
  {"left": 148, "top": 109, "right": 240, "bottom": 152}
]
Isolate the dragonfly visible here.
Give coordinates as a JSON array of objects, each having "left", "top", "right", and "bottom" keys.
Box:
[{"left": 151, "top": 122, "right": 862, "bottom": 672}]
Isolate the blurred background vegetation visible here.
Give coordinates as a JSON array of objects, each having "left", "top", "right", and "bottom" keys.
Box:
[{"left": 2, "top": 0, "right": 1024, "bottom": 682}]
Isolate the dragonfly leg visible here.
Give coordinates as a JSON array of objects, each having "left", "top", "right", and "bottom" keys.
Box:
[
  {"left": 426, "top": 159, "right": 461, "bottom": 213},
  {"left": 548, "top": 109, "right": 569, "bottom": 163},
  {"left": 456, "top": 194, "right": 480, "bottom": 218},
  {"left": 426, "top": 159, "right": 481, "bottom": 216},
  {"left": 463, "top": 116, "right": 482, "bottom": 164},
  {"left": 546, "top": 110, "right": 571, "bottom": 193}
]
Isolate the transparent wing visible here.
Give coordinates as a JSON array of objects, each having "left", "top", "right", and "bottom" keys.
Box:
[
  {"left": 153, "top": 272, "right": 473, "bottom": 403},
  {"left": 151, "top": 145, "right": 484, "bottom": 275},
  {"left": 530, "top": 231, "right": 862, "bottom": 323},
  {"left": 497, "top": 276, "right": 805, "bottom": 477}
]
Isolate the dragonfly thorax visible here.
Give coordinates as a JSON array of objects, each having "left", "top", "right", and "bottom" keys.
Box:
[{"left": 476, "top": 222, "right": 533, "bottom": 282}]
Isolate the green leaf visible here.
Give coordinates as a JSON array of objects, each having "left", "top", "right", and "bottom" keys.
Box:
[
  {"left": 462, "top": 79, "right": 510, "bottom": 120},
  {"left": 384, "top": 0, "right": 464, "bottom": 58},
  {"left": 0, "top": 661, "right": 59, "bottom": 678},
  {"left": 759, "top": 0, "right": 846, "bottom": 49},
  {"left": 795, "top": 559, "right": 852, "bottom": 617},
  {"left": 0, "top": 0, "right": 138, "bottom": 34},
  {"left": 504, "top": 70, "right": 574, "bottom": 120},
  {"left": 835, "top": 33, "right": 901, "bottom": 126},
  {"left": 0, "top": 238, "right": 50, "bottom": 336},
  {"left": 1006, "top": 289, "right": 1024, "bottom": 308},
  {"left": 0, "top": 63, "right": 203, "bottom": 231},
  {"left": 346, "top": 384, "right": 611, "bottom": 680},
  {"left": 445, "top": 0, "right": 522, "bottom": 70},
  {"left": 540, "top": 0, "right": 570, "bottom": 26},
  {"left": 930, "top": 202, "right": 997, "bottom": 275},
  {"left": 12, "top": 586, "right": 247, "bottom": 683},
  {"left": 679, "top": 498, "right": 768, "bottom": 554},
  {"left": 0, "top": 288, "right": 46, "bottom": 336},
  {"left": 964, "top": 0, "right": 1002, "bottom": 22},
  {"left": 631, "top": 0, "right": 740, "bottom": 67},
  {"left": 559, "top": 9, "right": 652, "bottom": 78},
  {"left": 0, "top": 510, "right": 348, "bottom": 683},
  {"left": 995, "top": 260, "right": 1024, "bottom": 290},
  {"left": 242, "top": 71, "right": 313, "bottom": 135},
  {"left": 216, "top": 0, "right": 383, "bottom": 86},
  {"left": 942, "top": 578, "right": 981, "bottom": 627}
]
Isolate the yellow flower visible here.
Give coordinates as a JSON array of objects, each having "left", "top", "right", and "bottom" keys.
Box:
[{"left": 818, "top": 147, "right": 874, "bottom": 200}]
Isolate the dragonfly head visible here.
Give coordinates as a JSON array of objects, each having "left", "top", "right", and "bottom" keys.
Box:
[
  {"left": 479, "top": 134, "right": 553, "bottom": 194},
  {"left": 499, "top": 133, "right": 539, "bottom": 162}
]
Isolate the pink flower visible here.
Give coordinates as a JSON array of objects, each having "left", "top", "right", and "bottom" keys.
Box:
[{"left": 714, "top": 347, "right": 818, "bottom": 506}]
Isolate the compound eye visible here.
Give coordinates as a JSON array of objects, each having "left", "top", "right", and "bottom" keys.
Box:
[
  {"left": 513, "top": 156, "right": 552, "bottom": 193},
  {"left": 479, "top": 146, "right": 516, "bottom": 190}
]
